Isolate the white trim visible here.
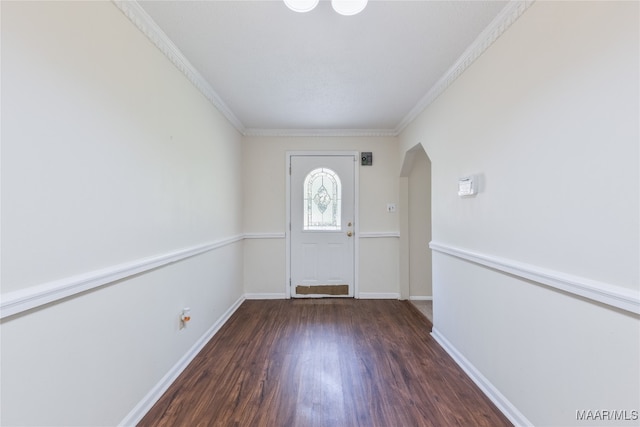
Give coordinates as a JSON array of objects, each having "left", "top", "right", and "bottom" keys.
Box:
[
  {"left": 112, "top": 0, "right": 245, "bottom": 133},
  {"left": 286, "top": 151, "right": 360, "bottom": 299},
  {"left": 244, "top": 293, "right": 287, "bottom": 300},
  {"left": 114, "top": 0, "right": 533, "bottom": 138},
  {"left": 358, "top": 292, "right": 400, "bottom": 300},
  {"left": 394, "top": 0, "right": 534, "bottom": 134},
  {"left": 244, "top": 233, "right": 286, "bottom": 240},
  {"left": 119, "top": 295, "right": 246, "bottom": 427},
  {"left": 431, "top": 328, "right": 533, "bottom": 427},
  {"left": 244, "top": 231, "right": 400, "bottom": 239},
  {"left": 0, "top": 235, "right": 244, "bottom": 319},
  {"left": 285, "top": 153, "right": 292, "bottom": 299},
  {"left": 243, "top": 128, "right": 397, "bottom": 138},
  {"left": 409, "top": 296, "right": 433, "bottom": 301},
  {"left": 430, "top": 241, "right": 640, "bottom": 315},
  {"left": 359, "top": 231, "right": 400, "bottom": 238}
]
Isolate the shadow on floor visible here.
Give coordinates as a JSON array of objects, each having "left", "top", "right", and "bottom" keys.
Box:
[{"left": 410, "top": 300, "right": 433, "bottom": 323}]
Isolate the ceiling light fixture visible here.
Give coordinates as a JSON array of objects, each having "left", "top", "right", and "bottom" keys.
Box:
[
  {"left": 283, "top": 0, "right": 368, "bottom": 16},
  {"left": 283, "top": 0, "right": 319, "bottom": 13},
  {"left": 331, "top": 0, "right": 368, "bottom": 16}
]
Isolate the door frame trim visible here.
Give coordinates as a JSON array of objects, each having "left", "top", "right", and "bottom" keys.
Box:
[{"left": 285, "top": 151, "right": 360, "bottom": 299}]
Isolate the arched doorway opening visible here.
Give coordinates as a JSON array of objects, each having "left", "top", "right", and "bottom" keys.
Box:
[{"left": 400, "top": 144, "right": 433, "bottom": 322}]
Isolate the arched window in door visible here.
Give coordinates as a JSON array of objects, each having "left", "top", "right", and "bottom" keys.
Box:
[{"left": 303, "top": 168, "right": 341, "bottom": 231}]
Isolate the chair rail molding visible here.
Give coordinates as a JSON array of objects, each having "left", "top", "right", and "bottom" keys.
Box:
[
  {"left": 243, "top": 233, "right": 286, "bottom": 240},
  {"left": 0, "top": 235, "right": 244, "bottom": 319},
  {"left": 359, "top": 232, "right": 400, "bottom": 238},
  {"left": 430, "top": 241, "right": 640, "bottom": 315}
]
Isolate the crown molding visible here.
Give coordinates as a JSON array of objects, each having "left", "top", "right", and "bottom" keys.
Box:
[
  {"left": 243, "top": 128, "right": 398, "bottom": 138},
  {"left": 114, "top": 0, "right": 533, "bottom": 138},
  {"left": 112, "top": 0, "right": 246, "bottom": 133},
  {"left": 394, "top": 0, "right": 535, "bottom": 135}
]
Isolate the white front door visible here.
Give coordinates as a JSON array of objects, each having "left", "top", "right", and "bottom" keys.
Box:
[{"left": 289, "top": 154, "right": 356, "bottom": 297}]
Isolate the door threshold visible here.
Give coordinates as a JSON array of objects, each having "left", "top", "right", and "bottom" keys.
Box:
[{"left": 295, "top": 284, "right": 349, "bottom": 296}]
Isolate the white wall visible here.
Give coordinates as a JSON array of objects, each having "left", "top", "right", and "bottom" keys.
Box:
[
  {"left": 399, "top": 1, "right": 639, "bottom": 426},
  {"left": 3, "top": 1, "right": 638, "bottom": 426},
  {"left": 1, "top": 2, "right": 244, "bottom": 425},
  {"left": 242, "top": 136, "right": 400, "bottom": 297},
  {"left": 408, "top": 147, "right": 432, "bottom": 298}
]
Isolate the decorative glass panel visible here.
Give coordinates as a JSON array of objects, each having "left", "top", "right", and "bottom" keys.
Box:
[{"left": 303, "top": 168, "right": 341, "bottom": 231}]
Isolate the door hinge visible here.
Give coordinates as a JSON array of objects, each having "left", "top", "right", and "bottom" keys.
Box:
[
  {"left": 289, "top": 164, "right": 291, "bottom": 175},
  {"left": 289, "top": 278, "right": 292, "bottom": 287}
]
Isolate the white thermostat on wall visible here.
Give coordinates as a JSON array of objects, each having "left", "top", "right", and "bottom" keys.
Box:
[{"left": 458, "top": 176, "right": 477, "bottom": 197}]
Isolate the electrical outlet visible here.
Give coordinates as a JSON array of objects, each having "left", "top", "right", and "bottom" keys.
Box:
[
  {"left": 180, "top": 307, "right": 191, "bottom": 330},
  {"left": 387, "top": 203, "right": 396, "bottom": 213}
]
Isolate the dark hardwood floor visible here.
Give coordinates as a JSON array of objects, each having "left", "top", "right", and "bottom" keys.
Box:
[{"left": 139, "top": 299, "right": 511, "bottom": 427}]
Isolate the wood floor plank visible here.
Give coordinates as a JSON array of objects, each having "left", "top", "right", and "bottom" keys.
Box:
[{"left": 139, "top": 299, "right": 512, "bottom": 427}]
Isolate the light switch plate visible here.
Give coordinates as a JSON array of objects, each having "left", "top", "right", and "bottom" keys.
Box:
[{"left": 458, "top": 176, "right": 477, "bottom": 197}]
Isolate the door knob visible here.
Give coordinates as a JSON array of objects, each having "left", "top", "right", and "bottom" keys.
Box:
[{"left": 347, "top": 231, "right": 353, "bottom": 237}]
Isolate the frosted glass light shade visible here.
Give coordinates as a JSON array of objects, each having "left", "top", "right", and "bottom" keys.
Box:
[
  {"left": 331, "top": 0, "right": 368, "bottom": 16},
  {"left": 283, "top": 0, "right": 319, "bottom": 13}
]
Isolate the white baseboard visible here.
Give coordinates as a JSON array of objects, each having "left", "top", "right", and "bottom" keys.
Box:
[
  {"left": 409, "top": 296, "right": 433, "bottom": 301},
  {"left": 119, "top": 295, "right": 246, "bottom": 427},
  {"left": 358, "top": 292, "right": 400, "bottom": 299},
  {"left": 431, "top": 328, "right": 533, "bottom": 427},
  {"left": 244, "top": 293, "right": 287, "bottom": 300}
]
